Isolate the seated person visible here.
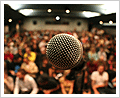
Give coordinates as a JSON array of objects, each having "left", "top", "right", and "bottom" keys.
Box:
[
  {"left": 4, "top": 70, "right": 14, "bottom": 94},
  {"left": 39, "top": 56, "right": 51, "bottom": 75},
  {"left": 91, "top": 64, "right": 115, "bottom": 94},
  {"left": 37, "top": 73, "right": 60, "bottom": 94},
  {"left": 24, "top": 47, "right": 36, "bottom": 62},
  {"left": 21, "top": 58, "right": 39, "bottom": 78},
  {"left": 88, "top": 47, "right": 98, "bottom": 61},
  {"left": 59, "top": 70, "right": 75, "bottom": 94},
  {"left": 14, "top": 69, "right": 38, "bottom": 94}
]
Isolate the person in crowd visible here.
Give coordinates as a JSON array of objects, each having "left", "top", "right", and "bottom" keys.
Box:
[
  {"left": 4, "top": 28, "right": 116, "bottom": 94},
  {"left": 49, "top": 66, "right": 57, "bottom": 77},
  {"left": 6, "top": 54, "right": 23, "bottom": 81},
  {"left": 17, "top": 48, "right": 24, "bottom": 59},
  {"left": 14, "top": 69, "right": 38, "bottom": 94},
  {"left": 39, "top": 56, "right": 51, "bottom": 75},
  {"left": 88, "top": 47, "right": 98, "bottom": 61},
  {"left": 4, "top": 70, "right": 14, "bottom": 94},
  {"left": 83, "top": 40, "right": 90, "bottom": 52},
  {"left": 96, "top": 55, "right": 108, "bottom": 71},
  {"left": 38, "top": 38, "right": 47, "bottom": 50},
  {"left": 59, "top": 70, "right": 75, "bottom": 94},
  {"left": 20, "top": 58, "right": 39, "bottom": 78},
  {"left": 31, "top": 44, "right": 41, "bottom": 54},
  {"left": 24, "top": 47, "right": 36, "bottom": 62},
  {"left": 91, "top": 64, "right": 115, "bottom": 94},
  {"left": 80, "top": 32, "right": 88, "bottom": 44},
  {"left": 37, "top": 73, "right": 60, "bottom": 94},
  {"left": 98, "top": 47, "right": 107, "bottom": 61},
  {"left": 22, "top": 43, "right": 29, "bottom": 55},
  {"left": 4, "top": 49, "right": 14, "bottom": 62},
  {"left": 107, "top": 55, "right": 115, "bottom": 70},
  {"left": 86, "top": 59, "right": 98, "bottom": 75}
]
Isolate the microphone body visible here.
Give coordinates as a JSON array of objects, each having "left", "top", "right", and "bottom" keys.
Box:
[{"left": 46, "top": 33, "right": 83, "bottom": 70}]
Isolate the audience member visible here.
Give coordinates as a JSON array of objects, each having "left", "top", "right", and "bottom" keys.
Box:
[
  {"left": 91, "top": 64, "right": 115, "bottom": 94},
  {"left": 37, "top": 73, "right": 60, "bottom": 94},
  {"left": 59, "top": 70, "right": 75, "bottom": 94},
  {"left": 98, "top": 47, "right": 107, "bottom": 61},
  {"left": 4, "top": 28, "right": 116, "bottom": 94},
  {"left": 107, "top": 55, "right": 115, "bottom": 70},
  {"left": 4, "top": 49, "right": 14, "bottom": 62},
  {"left": 4, "top": 70, "right": 14, "bottom": 94},
  {"left": 14, "top": 69, "right": 38, "bottom": 94},
  {"left": 88, "top": 47, "right": 98, "bottom": 61},
  {"left": 20, "top": 58, "right": 39, "bottom": 78},
  {"left": 24, "top": 47, "right": 36, "bottom": 62},
  {"left": 39, "top": 56, "right": 51, "bottom": 75}
]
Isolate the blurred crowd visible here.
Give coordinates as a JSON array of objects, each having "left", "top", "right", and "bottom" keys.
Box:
[{"left": 4, "top": 27, "right": 116, "bottom": 94}]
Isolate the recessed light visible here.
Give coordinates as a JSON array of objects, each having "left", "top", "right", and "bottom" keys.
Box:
[
  {"left": 56, "top": 16, "right": 60, "bottom": 21},
  {"left": 99, "top": 21, "right": 103, "bottom": 24},
  {"left": 8, "top": 19, "right": 12, "bottom": 22},
  {"left": 109, "top": 20, "right": 113, "bottom": 24},
  {"left": 65, "top": 9, "right": 70, "bottom": 13},
  {"left": 47, "top": 9, "right": 52, "bottom": 13}
]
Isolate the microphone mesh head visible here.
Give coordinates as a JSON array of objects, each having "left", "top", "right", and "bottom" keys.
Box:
[{"left": 46, "top": 34, "right": 83, "bottom": 70}]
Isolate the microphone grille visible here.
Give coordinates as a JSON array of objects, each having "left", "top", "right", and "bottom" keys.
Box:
[{"left": 46, "top": 34, "right": 83, "bottom": 70}]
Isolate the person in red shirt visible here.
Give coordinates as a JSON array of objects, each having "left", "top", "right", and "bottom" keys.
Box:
[{"left": 4, "top": 49, "right": 14, "bottom": 62}]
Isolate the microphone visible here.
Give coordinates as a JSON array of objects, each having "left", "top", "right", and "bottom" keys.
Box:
[{"left": 46, "top": 33, "right": 83, "bottom": 70}]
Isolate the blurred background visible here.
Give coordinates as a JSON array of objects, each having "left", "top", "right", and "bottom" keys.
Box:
[{"left": 4, "top": 3, "right": 117, "bottom": 94}]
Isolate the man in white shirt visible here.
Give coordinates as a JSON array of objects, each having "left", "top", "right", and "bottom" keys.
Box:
[
  {"left": 14, "top": 69, "right": 38, "bottom": 94},
  {"left": 91, "top": 64, "right": 115, "bottom": 94}
]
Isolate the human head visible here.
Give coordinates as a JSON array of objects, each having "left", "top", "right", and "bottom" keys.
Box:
[
  {"left": 33, "top": 44, "right": 37, "bottom": 49},
  {"left": 25, "top": 47, "right": 31, "bottom": 54},
  {"left": 23, "top": 58, "right": 29, "bottom": 64},
  {"left": 97, "top": 65, "right": 104, "bottom": 75},
  {"left": 91, "top": 47, "right": 96, "bottom": 53},
  {"left": 109, "top": 55, "right": 114, "bottom": 61},
  {"left": 6, "top": 49, "right": 10, "bottom": 54},
  {"left": 42, "top": 56, "right": 48, "bottom": 64},
  {"left": 24, "top": 43, "right": 28, "bottom": 49},
  {"left": 37, "top": 73, "right": 49, "bottom": 85},
  {"left": 16, "top": 69, "right": 27, "bottom": 80}
]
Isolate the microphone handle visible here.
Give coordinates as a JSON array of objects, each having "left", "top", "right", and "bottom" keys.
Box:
[
  {"left": 71, "top": 58, "right": 86, "bottom": 71},
  {"left": 66, "top": 58, "right": 86, "bottom": 80}
]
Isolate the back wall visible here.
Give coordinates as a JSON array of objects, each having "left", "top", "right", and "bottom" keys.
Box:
[{"left": 21, "top": 17, "right": 88, "bottom": 32}]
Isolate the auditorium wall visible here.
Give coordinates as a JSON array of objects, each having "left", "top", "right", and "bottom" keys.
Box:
[
  {"left": 21, "top": 17, "right": 88, "bottom": 31},
  {"left": 103, "top": 27, "right": 116, "bottom": 35}
]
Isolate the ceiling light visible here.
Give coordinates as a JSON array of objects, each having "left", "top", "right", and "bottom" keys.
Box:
[
  {"left": 47, "top": 9, "right": 52, "bottom": 13},
  {"left": 66, "top": 9, "right": 70, "bottom": 13},
  {"left": 8, "top": 19, "right": 12, "bottom": 22},
  {"left": 82, "top": 11, "right": 101, "bottom": 18},
  {"left": 109, "top": 20, "right": 113, "bottom": 24},
  {"left": 19, "top": 9, "right": 33, "bottom": 16},
  {"left": 56, "top": 16, "right": 60, "bottom": 21},
  {"left": 99, "top": 4, "right": 116, "bottom": 14},
  {"left": 99, "top": 21, "right": 103, "bottom": 24},
  {"left": 8, "top": 4, "right": 23, "bottom": 10}
]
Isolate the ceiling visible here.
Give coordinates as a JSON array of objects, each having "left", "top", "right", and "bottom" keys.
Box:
[{"left": 4, "top": 4, "right": 116, "bottom": 24}]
